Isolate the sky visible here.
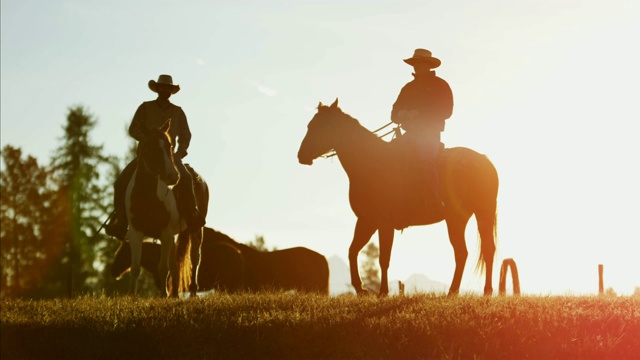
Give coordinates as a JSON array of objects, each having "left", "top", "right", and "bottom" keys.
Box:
[{"left": 2, "top": 0, "right": 639, "bottom": 295}]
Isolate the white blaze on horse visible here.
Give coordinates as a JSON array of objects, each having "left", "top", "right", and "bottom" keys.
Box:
[
  {"left": 125, "top": 119, "right": 208, "bottom": 297},
  {"left": 297, "top": 99, "right": 499, "bottom": 296}
]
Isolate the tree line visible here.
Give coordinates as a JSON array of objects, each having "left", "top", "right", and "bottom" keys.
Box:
[
  {"left": 0, "top": 106, "right": 142, "bottom": 298},
  {"left": 0, "top": 105, "right": 381, "bottom": 298}
]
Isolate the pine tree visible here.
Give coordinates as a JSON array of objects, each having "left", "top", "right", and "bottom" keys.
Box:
[
  {"left": 360, "top": 242, "right": 381, "bottom": 292},
  {"left": 246, "top": 235, "right": 276, "bottom": 251},
  {"left": 48, "top": 105, "right": 118, "bottom": 297}
]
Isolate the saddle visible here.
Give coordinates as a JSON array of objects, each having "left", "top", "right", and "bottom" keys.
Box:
[{"left": 388, "top": 137, "right": 446, "bottom": 230}]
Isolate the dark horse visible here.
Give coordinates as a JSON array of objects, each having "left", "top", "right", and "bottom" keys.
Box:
[
  {"left": 297, "top": 99, "right": 499, "bottom": 296},
  {"left": 125, "top": 119, "right": 209, "bottom": 297},
  {"left": 111, "top": 227, "right": 330, "bottom": 295},
  {"left": 112, "top": 235, "right": 244, "bottom": 293}
]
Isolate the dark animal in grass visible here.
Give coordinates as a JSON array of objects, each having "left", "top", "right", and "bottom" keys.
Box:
[{"left": 112, "top": 227, "right": 330, "bottom": 295}]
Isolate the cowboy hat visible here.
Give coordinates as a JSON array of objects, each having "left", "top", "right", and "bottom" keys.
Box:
[
  {"left": 148, "top": 74, "right": 180, "bottom": 94},
  {"left": 403, "top": 48, "right": 441, "bottom": 68}
]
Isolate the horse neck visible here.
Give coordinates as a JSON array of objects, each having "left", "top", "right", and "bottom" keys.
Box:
[{"left": 334, "top": 114, "right": 385, "bottom": 176}]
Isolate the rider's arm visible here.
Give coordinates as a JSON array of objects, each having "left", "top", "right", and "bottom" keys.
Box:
[
  {"left": 391, "top": 84, "right": 410, "bottom": 124},
  {"left": 391, "top": 82, "right": 421, "bottom": 124},
  {"left": 174, "top": 108, "right": 191, "bottom": 158},
  {"left": 128, "top": 104, "right": 146, "bottom": 141},
  {"left": 431, "top": 77, "right": 453, "bottom": 121}
]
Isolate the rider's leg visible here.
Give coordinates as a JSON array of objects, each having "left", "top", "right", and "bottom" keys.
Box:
[
  {"left": 175, "top": 161, "right": 206, "bottom": 230},
  {"left": 105, "top": 159, "right": 137, "bottom": 240}
]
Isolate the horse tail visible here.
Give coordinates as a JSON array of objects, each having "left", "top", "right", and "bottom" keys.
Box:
[
  {"left": 168, "top": 230, "right": 192, "bottom": 295},
  {"left": 473, "top": 152, "right": 499, "bottom": 275}
]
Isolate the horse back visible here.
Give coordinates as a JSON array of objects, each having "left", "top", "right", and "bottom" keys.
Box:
[
  {"left": 263, "top": 247, "right": 330, "bottom": 295},
  {"left": 441, "top": 147, "right": 499, "bottom": 214}
]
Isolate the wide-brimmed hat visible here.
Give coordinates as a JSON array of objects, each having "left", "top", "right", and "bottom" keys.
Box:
[
  {"left": 403, "top": 49, "right": 441, "bottom": 68},
  {"left": 148, "top": 74, "right": 180, "bottom": 94}
]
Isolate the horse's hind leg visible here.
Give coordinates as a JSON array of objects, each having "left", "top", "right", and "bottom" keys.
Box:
[
  {"left": 445, "top": 215, "right": 471, "bottom": 296},
  {"left": 189, "top": 228, "right": 203, "bottom": 297},
  {"left": 377, "top": 226, "right": 395, "bottom": 296},
  {"left": 477, "top": 210, "right": 497, "bottom": 296},
  {"left": 129, "top": 230, "right": 143, "bottom": 295},
  {"left": 349, "top": 218, "right": 377, "bottom": 295}
]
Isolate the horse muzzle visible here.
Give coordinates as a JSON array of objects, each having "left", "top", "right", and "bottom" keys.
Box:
[{"left": 297, "top": 153, "right": 314, "bottom": 166}]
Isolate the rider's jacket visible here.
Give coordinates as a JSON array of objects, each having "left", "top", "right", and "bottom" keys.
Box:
[
  {"left": 391, "top": 71, "right": 453, "bottom": 133},
  {"left": 129, "top": 100, "right": 192, "bottom": 153}
]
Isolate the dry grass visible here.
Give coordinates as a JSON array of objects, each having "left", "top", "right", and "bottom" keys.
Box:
[{"left": 2, "top": 293, "right": 639, "bottom": 359}]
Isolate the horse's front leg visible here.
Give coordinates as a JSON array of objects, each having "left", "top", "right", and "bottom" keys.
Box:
[
  {"left": 446, "top": 216, "right": 470, "bottom": 296},
  {"left": 349, "top": 218, "right": 377, "bottom": 295},
  {"left": 189, "top": 228, "right": 203, "bottom": 297},
  {"left": 128, "top": 229, "right": 144, "bottom": 295},
  {"left": 158, "top": 235, "right": 177, "bottom": 298},
  {"left": 378, "top": 226, "right": 395, "bottom": 297}
]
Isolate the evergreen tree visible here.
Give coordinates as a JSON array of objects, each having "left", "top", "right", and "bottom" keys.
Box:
[
  {"left": 48, "top": 105, "right": 118, "bottom": 297},
  {"left": 0, "top": 145, "right": 61, "bottom": 298},
  {"left": 360, "top": 242, "right": 381, "bottom": 292},
  {"left": 246, "top": 235, "right": 277, "bottom": 251}
]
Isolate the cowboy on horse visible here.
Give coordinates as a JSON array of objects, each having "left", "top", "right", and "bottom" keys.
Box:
[
  {"left": 105, "top": 74, "right": 206, "bottom": 240},
  {"left": 391, "top": 48, "right": 453, "bottom": 218}
]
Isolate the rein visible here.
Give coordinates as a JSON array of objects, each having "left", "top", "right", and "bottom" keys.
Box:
[{"left": 322, "top": 121, "right": 401, "bottom": 159}]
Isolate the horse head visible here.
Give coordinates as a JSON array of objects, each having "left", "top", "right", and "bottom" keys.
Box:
[
  {"left": 297, "top": 98, "right": 344, "bottom": 165},
  {"left": 137, "top": 119, "right": 180, "bottom": 187}
]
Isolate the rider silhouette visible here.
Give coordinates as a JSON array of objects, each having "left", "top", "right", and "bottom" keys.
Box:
[
  {"left": 391, "top": 48, "right": 453, "bottom": 209},
  {"left": 105, "top": 74, "right": 206, "bottom": 240}
]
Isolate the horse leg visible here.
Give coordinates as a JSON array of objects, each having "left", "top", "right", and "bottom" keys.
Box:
[
  {"left": 349, "top": 218, "right": 377, "bottom": 295},
  {"left": 477, "top": 211, "right": 497, "bottom": 296},
  {"left": 377, "top": 226, "right": 395, "bottom": 297},
  {"left": 158, "top": 237, "right": 173, "bottom": 297},
  {"left": 445, "top": 216, "right": 470, "bottom": 296},
  {"left": 129, "top": 230, "right": 143, "bottom": 295},
  {"left": 189, "top": 228, "right": 203, "bottom": 297}
]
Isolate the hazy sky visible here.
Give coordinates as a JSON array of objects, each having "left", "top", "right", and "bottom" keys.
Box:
[{"left": 2, "top": 0, "right": 639, "bottom": 295}]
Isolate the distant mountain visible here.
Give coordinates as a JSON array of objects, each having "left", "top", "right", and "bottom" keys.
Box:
[
  {"left": 394, "top": 273, "right": 448, "bottom": 295},
  {"left": 327, "top": 255, "right": 448, "bottom": 295}
]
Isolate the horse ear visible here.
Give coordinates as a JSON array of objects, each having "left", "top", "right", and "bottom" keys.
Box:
[
  {"left": 160, "top": 119, "right": 171, "bottom": 133},
  {"left": 330, "top": 98, "right": 339, "bottom": 108},
  {"left": 318, "top": 101, "right": 324, "bottom": 108}
]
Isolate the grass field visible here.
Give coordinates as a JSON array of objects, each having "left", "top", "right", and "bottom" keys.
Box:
[{"left": 2, "top": 293, "right": 639, "bottom": 359}]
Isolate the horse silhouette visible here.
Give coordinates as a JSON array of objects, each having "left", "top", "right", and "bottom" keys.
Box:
[
  {"left": 124, "top": 119, "right": 209, "bottom": 297},
  {"left": 112, "top": 227, "right": 330, "bottom": 295},
  {"left": 112, "top": 235, "right": 244, "bottom": 293},
  {"left": 297, "top": 99, "right": 498, "bottom": 296}
]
